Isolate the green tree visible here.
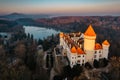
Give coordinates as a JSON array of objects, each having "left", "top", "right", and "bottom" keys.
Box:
[
  {"left": 93, "top": 59, "right": 99, "bottom": 68},
  {"left": 85, "top": 62, "right": 92, "bottom": 69},
  {"left": 30, "top": 34, "right": 34, "bottom": 40}
]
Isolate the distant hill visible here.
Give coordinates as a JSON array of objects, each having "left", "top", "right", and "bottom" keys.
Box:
[
  {"left": 0, "top": 19, "right": 21, "bottom": 32},
  {"left": 0, "top": 12, "right": 49, "bottom": 20},
  {"left": 16, "top": 18, "right": 39, "bottom": 26}
]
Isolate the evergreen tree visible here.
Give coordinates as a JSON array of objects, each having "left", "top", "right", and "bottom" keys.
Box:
[
  {"left": 30, "top": 34, "right": 34, "bottom": 40},
  {"left": 27, "top": 33, "right": 30, "bottom": 39},
  {"left": 93, "top": 59, "right": 99, "bottom": 68}
]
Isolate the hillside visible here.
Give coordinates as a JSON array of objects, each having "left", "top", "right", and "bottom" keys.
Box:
[{"left": 0, "top": 13, "right": 49, "bottom": 20}]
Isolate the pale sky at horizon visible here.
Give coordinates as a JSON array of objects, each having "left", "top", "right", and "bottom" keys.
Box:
[{"left": 0, "top": 0, "right": 120, "bottom": 16}]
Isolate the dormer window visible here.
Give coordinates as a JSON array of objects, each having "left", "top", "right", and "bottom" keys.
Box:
[{"left": 95, "top": 51, "right": 97, "bottom": 54}]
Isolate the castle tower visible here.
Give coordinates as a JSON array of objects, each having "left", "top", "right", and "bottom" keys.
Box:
[
  {"left": 102, "top": 40, "right": 110, "bottom": 59},
  {"left": 59, "top": 32, "right": 64, "bottom": 46},
  {"left": 70, "top": 46, "right": 77, "bottom": 68},
  {"left": 84, "top": 25, "right": 96, "bottom": 62}
]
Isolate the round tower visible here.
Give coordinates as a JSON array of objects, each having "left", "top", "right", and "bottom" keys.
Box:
[
  {"left": 102, "top": 40, "right": 110, "bottom": 59},
  {"left": 84, "top": 25, "right": 96, "bottom": 62},
  {"left": 59, "top": 32, "right": 64, "bottom": 46},
  {"left": 70, "top": 46, "right": 77, "bottom": 68}
]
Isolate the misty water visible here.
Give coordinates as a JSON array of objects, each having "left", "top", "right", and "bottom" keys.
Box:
[{"left": 23, "top": 26, "right": 60, "bottom": 40}]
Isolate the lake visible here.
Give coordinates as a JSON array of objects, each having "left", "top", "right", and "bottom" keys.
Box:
[{"left": 23, "top": 26, "right": 60, "bottom": 40}]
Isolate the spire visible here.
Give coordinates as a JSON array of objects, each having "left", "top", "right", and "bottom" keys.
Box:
[
  {"left": 102, "top": 40, "right": 110, "bottom": 45},
  {"left": 71, "top": 46, "right": 77, "bottom": 53},
  {"left": 84, "top": 24, "right": 96, "bottom": 36}
]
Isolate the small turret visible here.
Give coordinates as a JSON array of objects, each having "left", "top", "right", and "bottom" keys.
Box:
[
  {"left": 70, "top": 46, "right": 77, "bottom": 67},
  {"left": 102, "top": 40, "right": 110, "bottom": 59},
  {"left": 59, "top": 32, "right": 64, "bottom": 38},
  {"left": 59, "top": 32, "right": 64, "bottom": 46}
]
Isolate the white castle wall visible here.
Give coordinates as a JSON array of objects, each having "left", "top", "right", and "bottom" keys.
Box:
[
  {"left": 102, "top": 44, "right": 109, "bottom": 59},
  {"left": 94, "top": 50, "right": 102, "bottom": 60},
  {"left": 59, "top": 32, "right": 109, "bottom": 67},
  {"left": 84, "top": 35, "right": 96, "bottom": 50}
]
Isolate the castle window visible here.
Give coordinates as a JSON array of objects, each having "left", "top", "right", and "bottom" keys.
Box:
[
  {"left": 82, "top": 60, "right": 84, "bottom": 63},
  {"left": 77, "top": 60, "right": 80, "bottom": 63},
  {"left": 95, "top": 51, "right": 97, "bottom": 54},
  {"left": 94, "top": 55, "right": 96, "bottom": 58},
  {"left": 99, "top": 51, "right": 101, "bottom": 53},
  {"left": 72, "top": 62, "right": 73, "bottom": 64},
  {"left": 78, "top": 56, "right": 81, "bottom": 57},
  {"left": 83, "top": 55, "right": 84, "bottom": 57},
  {"left": 99, "top": 54, "right": 102, "bottom": 58},
  {"left": 69, "top": 44, "right": 71, "bottom": 48},
  {"left": 72, "top": 57, "right": 74, "bottom": 59}
]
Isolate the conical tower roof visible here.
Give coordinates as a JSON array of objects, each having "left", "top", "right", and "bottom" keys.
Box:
[
  {"left": 71, "top": 46, "right": 77, "bottom": 53},
  {"left": 84, "top": 25, "right": 96, "bottom": 36},
  {"left": 102, "top": 40, "right": 110, "bottom": 45}
]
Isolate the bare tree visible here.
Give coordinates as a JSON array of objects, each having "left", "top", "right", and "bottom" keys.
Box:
[
  {"left": 14, "top": 44, "right": 26, "bottom": 59},
  {"left": 0, "top": 45, "right": 5, "bottom": 59}
]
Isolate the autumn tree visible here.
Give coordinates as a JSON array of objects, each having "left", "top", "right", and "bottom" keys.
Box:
[
  {"left": 14, "top": 44, "right": 26, "bottom": 59},
  {"left": 108, "top": 57, "right": 120, "bottom": 80}
]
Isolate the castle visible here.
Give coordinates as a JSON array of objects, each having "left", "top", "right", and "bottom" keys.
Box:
[{"left": 59, "top": 25, "right": 110, "bottom": 67}]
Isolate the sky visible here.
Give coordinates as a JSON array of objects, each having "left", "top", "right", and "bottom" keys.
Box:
[{"left": 0, "top": 0, "right": 120, "bottom": 16}]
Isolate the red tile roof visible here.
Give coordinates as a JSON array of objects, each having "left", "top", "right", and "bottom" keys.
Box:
[
  {"left": 95, "top": 43, "right": 102, "bottom": 50},
  {"left": 77, "top": 47, "right": 85, "bottom": 54}
]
